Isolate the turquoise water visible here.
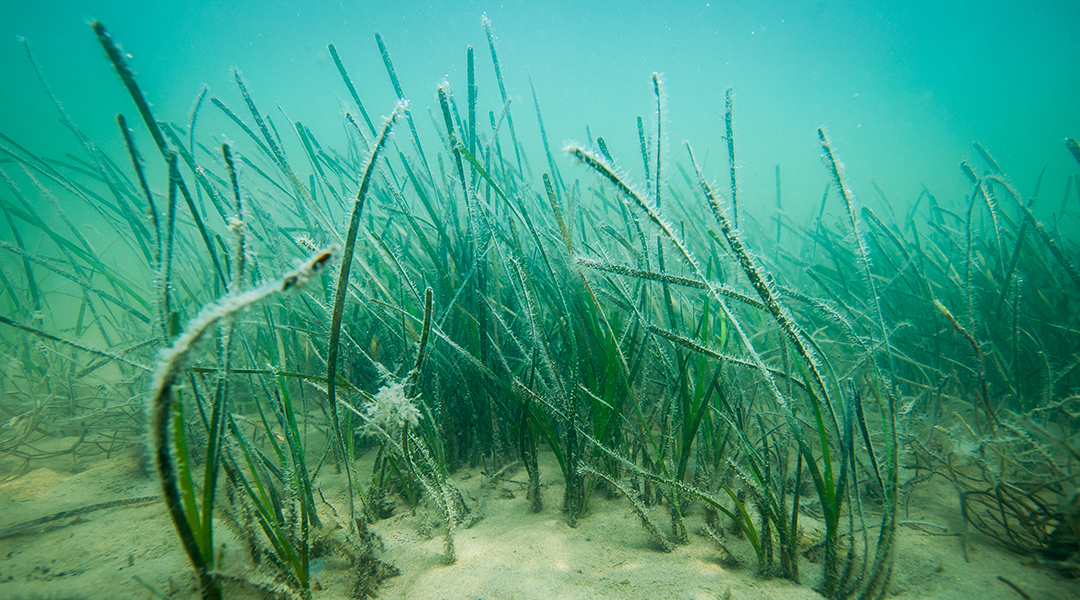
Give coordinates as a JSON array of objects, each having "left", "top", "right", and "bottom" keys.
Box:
[
  {"left": 2, "top": 2, "right": 1080, "bottom": 599},
  {"left": 3, "top": 1, "right": 1078, "bottom": 222}
]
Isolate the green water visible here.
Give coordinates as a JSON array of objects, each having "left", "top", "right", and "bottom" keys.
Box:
[
  {"left": 3, "top": 1, "right": 1078, "bottom": 222},
  {"left": 1, "top": 2, "right": 1079, "bottom": 599}
]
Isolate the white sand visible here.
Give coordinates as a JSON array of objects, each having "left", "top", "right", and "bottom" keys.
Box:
[{"left": 1, "top": 446, "right": 1076, "bottom": 600}]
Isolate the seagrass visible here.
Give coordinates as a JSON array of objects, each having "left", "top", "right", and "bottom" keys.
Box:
[{"left": 1, "top": 16, "right": 1077, "bottom": 600}]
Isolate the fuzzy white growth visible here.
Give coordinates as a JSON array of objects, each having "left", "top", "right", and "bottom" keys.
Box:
[
  {"left": 507, "top": 254, "right": 562, "bottom": 399},
  {"left": 362, "top": 381, "right": 421, "bottom": 431},
  {"left": 294, "top": 234, "right": 318, "bottom": 252},
  {"left": 565, "top": 143, "right": 691, "bottom": 263},
  {"left": 150, "top": 246, "right": 338, "bottom": 401},
  {"left": 686, "top": 143, "right": 834, "bottom": 417},
  {"left": 652, "top": 72, "right": 668, "bottom": 212},
  {"left": 818, "top": 128, "right": 875, "bottom": 296},
  {"left": 571, "top": 140, "right": 795, "bottom": 415},
  {"left": 724, "top": 88, "right": 739, "bottom": 226},
  {"left": 818, "top": 127, "right": 897, "bottom": 399},
  {"left": 145, "top": 246, "right": 336, "bottom": 582}
]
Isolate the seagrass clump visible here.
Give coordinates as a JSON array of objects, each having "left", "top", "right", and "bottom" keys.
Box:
[{"left": 2, "top": 13, "right": 1078, "bottom": 600}]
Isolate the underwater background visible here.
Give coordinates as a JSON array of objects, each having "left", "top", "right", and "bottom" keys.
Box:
[
  {"left": 2, "top": 1, "right": 1080, "bottom": 599},
  {"left": 4, "top": 0, "right": 1080, "bottom": 223}
]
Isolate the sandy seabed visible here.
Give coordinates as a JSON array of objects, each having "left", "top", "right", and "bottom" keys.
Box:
[{"left": 1, "top": 442, "right": 1076, "bottom": 600}]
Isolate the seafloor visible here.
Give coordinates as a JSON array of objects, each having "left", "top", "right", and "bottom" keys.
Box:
[{"left": 2, "top": 442, "right": 1076, "bottom": 600}]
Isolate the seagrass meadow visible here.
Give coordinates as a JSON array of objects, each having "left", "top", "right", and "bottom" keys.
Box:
[{"left": 1, "top": 3, "right": 1080, "bottom": 600}]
